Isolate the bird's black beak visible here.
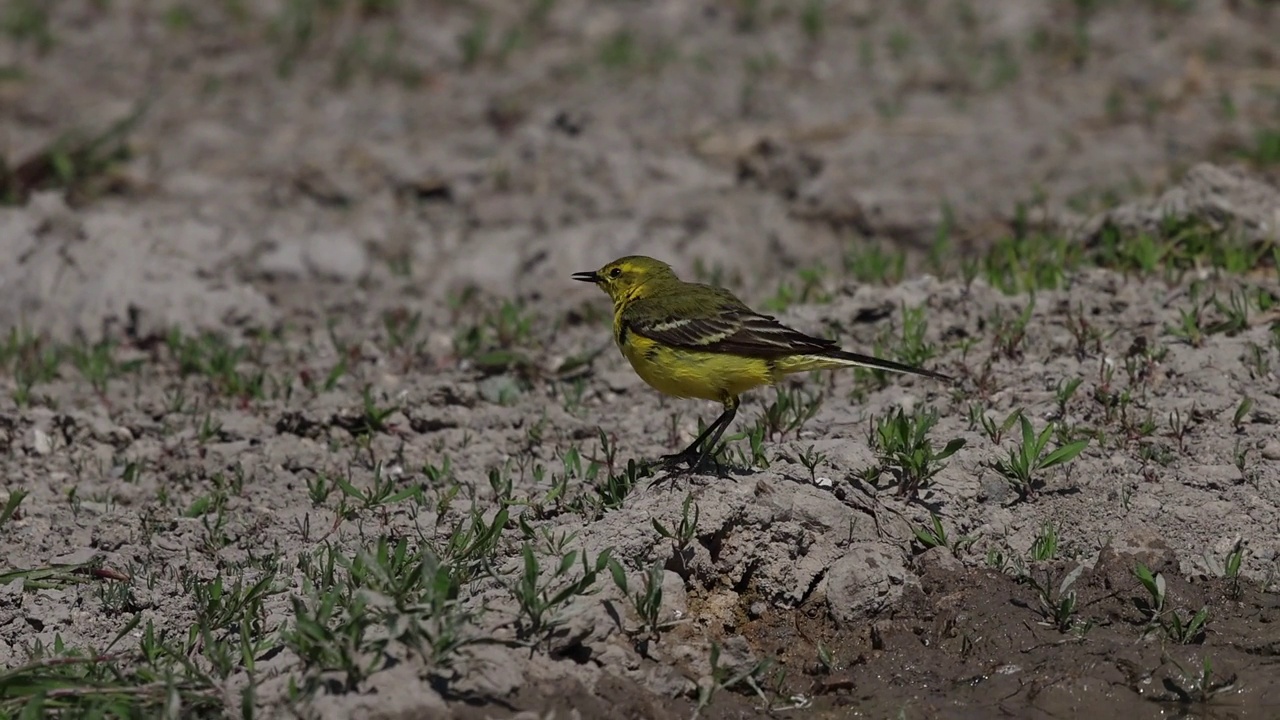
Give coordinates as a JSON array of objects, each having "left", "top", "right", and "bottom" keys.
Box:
[{"left": 571, "top": 271, "right": 601, "bottom": 283}]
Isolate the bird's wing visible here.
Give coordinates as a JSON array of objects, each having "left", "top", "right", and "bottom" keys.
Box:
[{"left": 625, "top": 289, "right": 837, "bottom": 359}]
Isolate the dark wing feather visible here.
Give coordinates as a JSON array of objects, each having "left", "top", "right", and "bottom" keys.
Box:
[{"left": 626, "top": 291, "right": 837, "bottom": 359}]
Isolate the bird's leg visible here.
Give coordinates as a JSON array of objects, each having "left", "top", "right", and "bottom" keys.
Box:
[
  {"left": 659, "top": 414, "right": 726, "bottom": 468},
  {"left": 661, "top": 396, "right": 739, "bottom": 471}
]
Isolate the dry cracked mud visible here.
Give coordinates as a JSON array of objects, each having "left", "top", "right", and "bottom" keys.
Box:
[{"left": 3, "top": 2, "right": 1280, "bottom": 719}]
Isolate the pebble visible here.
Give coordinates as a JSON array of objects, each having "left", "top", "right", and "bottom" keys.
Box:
[
  {"left": 305, "top": 230, "right": 368, "bottom": 281},
  {"left": 1261, "top": 441, "right": 1280, "bottom": 461},
  {"left": 52, "top": 548, "right": 99, "bottom": 566},
  {"left": 478, "top": 374, "right": 523, "bottom": 404},
  {"left": 257, "top": 241, "right": 306, "bottom": 278},
  {"left": 31, "top": 429, "right": 51, "bottom": 455}
]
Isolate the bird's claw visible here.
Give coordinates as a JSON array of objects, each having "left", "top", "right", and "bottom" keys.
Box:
[
  {"left": 659, "top": 451, "right": 698, "bottom": 469},
  {"left": 654, "top": 447, "right": 725, "bottom": 477}
]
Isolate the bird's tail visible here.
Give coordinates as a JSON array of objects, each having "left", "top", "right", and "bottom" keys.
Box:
[{"left": 777, "top": 349, "right": 953, "bottom": 382}]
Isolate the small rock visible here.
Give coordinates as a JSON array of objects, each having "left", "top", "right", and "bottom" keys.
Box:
[
  {"left": 596, "top": 642, "right": 638, "bottom": 673},
  {"left": 31, "top": 429, "right": 52, "bottom": 455},
  {"left": 715, "top": 635, "right": 757, "bottom": 672},
  {"left": 86, "top": 415, "right": 131, "bottom": 445},
  {"left": 915, "top": 545, "right": 965, "bottom": 577},
  {"left": 450, "top": 644, "right": 524, "bottom": 698},
  {"left": 425, "top": 332, "right": 454, "bottom": 361},
  {"left": 825, "top": 542, "right": 913, "bottom": 626},
  {"left": 258, "top": 241, "right": 307, "bottom": 278},
  {"left": 1094, "top": 527, "right": 1176, "bottom": 590},
  {"left": 478, "top": 374, "right": 523, "bottom": 404},
  {"left": 661, "top": 570, "right": 688, "bottom": 619},
  {"left": 312, "top": 660, "right": 451, "bottom": 720},
  {"left": 32, "top": 592, "right": 72, "bottom": 626},
  {"left": 1261, "top": 441, "right": 1280, "bottom": 462},
  {"left": 52, "top": 548, "right": 99, "bottom": 566},
  {"left": 977, "top": 473, "right": 1011, "bottom": 504},
  {"left": 600, "top": 369, "right": 640, "bottom": 393},
  {"left": 305, "top": 231, "right": 368, "bottom": 281},
  {"left": 643, "top": 661, "right": 697, "bottom": 698}
]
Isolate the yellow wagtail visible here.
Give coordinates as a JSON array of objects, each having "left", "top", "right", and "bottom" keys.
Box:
[{"left": 573, "top": 255, "right": 953, "bottom": 472}]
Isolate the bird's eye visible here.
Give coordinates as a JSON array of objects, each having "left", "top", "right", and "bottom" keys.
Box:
[{"left": 609, "top": 267, "right": 622, "bottom": 278}]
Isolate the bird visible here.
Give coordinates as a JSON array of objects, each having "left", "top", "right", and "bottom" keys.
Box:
[{"left": 572, "top": 255, "right": 953, "bottom": 473}]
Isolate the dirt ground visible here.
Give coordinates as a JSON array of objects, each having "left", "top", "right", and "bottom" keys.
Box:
[{"left": 3, "top": 1, "right": 1280, "bottom": 718}]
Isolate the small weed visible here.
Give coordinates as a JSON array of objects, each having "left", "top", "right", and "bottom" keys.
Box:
[
  {"left": 983, "top": 233, "right": 1081, "bottom": 294},
  {"left": 595, "top": 459, "right": 648, "bottom": 512},
  {"left": 1233, "top": 438, "right": 1253, "bottom": 484},
  {"left": 598, "top": 28, "right": 637, "bottom": 69},
  {"left": 1, "top": 328, "right": 62, "bottom": 405},
  {"left": 866, "top": 407, "right": 966, "bottom": 499},
  {"left": 985, "top": 545, "right": 1022, "bottom": 576},
  {"left": 68, "top": 339, "right": 137, "bottom": 400},
  {"left": 695, "top": 642, "right": 775, "bottom": 718},
  {"left": 608, "top": 559, "right": 672, "bottom": 644},
  {"left": 1244, "top": 127, "right": 1280, "bottom": 166},
  {"left": 0, "top": 489, "right": 28, "bottom": 531},
  {"left": 356, "top": 385, "right": 399, "bottom": 435},
  {"left": 734, "top": 0, "right": 763, "bottom": 33},
  {"left": 653, "top": 493, "right": 700, "bottom": 563},
  {"left": 800, "top": 0, "right": 826, "bottom": 41},
  {"left": 507, "top": 545, "right": 612, "bottom": 643},
  {"left": 381, "top": 307, "right": 424, "bottom": 355},
  {"left": 306, "top": 473, "right": 334, "bottom": 507},
  {"left": 1208, "top": 289, "right": 1251, "bottom": 336},
  {"left": 892, "top": 304, "right": 937, "bottom": 369},
  {"left": 1134, "top": 563, "right": 1209, "bottom": 644},
  {"left": 1162, "top": 606, "right": 1210, "bottom": 645},
  {"left": 1029, "top": 522, "right": 1061, "bottom": 562},
  {"left": 762, "top": 267, "right": 829, "bottom": 312},
  {"left": 816, "top": 642, "right": 835, "bottom": 673},
  {"left": 166, "top": 329, "right": 265, "bottom": 400},
  {"left": 759, "top": 383, "right": 823, "bottom": 441},
  {"left": 912, "top": 513, "right": 974, "bottom": 554},
  {"left": 728, "top": 422, "right": 771, "bottom": 469},
  {"left": 197, "top": 413, "right": 223, "bottom": 444},
  {"left": 453, "top": 299, "right": 536, "bottom": 373},
  {"left": 458, "top": 10, "right": 490, "bottom": 69},
  {"left": 3, "top": 0, "right": 53, "bottom": 54},
  {"left": 1166, "top": 409, "right": 1190, "bottom": 454},
  {"left": 334, "top": 463, "right": 420, "bottom": 510},
  {"left": 1222, "top": 539, "right": 1245, "bottom": 600},
  {"left": 1170, "top": 302, "right": 1206, "bottom": 347},
  {"left": 992, "top": 413, "right": 1089, "bottom": 499},
  {"left": 1162, "top": 655, "right": 1237, "bottom": 705},
  {"left": 1231, "top": 396, "right": 1252, "bottom": 433},
  {"left": 796, "top": 444, "right": 827, "bottom": 482},
  {"left": 976, "top": 407, "right": 1020, "bottom": 445},
  {"left": 0, "top": 619, "right": 223, "bottom": 716},
  {"left": 991, "top": 298, "right": 1035, "bottom": 360},
  {"left": 1020, "top": 564, "right": 1086, "bottom": 633},
  {"left": 1053, "top": 378, "right": 1083, "bottom": 420},
  {"left": 1243, "top": 341, "right": 1271, "bottom": 378},
  {"left": 843, "top": 243, "right": 906, "bottom": 285},
  {"left": 1064, "top": 303, "right": 1106, "bottom": 359}
]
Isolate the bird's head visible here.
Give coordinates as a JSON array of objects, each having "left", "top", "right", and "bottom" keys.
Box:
[{"left": 572, "top": 255, "right": 677, "bottom": 303}]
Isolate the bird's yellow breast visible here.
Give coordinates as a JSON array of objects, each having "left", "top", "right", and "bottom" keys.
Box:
[{"left": 618, "top": 331, "right": 777, "bottom": 402}]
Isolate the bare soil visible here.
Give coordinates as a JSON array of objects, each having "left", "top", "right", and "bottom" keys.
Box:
[{"left": 3, "top": 1, "right": 1280, "bottom": 719}]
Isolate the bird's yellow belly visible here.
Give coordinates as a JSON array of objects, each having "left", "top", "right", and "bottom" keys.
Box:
[{"left": 620, "top": 334, "right": 776, "bottom": 402}]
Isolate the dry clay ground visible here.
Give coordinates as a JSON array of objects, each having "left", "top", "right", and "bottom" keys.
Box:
[
  {"left": 4, "top": 1, "right": 1280, "bottom": 718},
  {"left": 2, "top": 202, "right": 1280, "bottom": 719}
]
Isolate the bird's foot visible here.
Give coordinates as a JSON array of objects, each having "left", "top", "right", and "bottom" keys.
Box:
[
  {"left": 654, "top": 447, "right": 726, "bottom": 477},
  {"left": 659, "top": 449, "right": 700, "bottom": 470}
]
